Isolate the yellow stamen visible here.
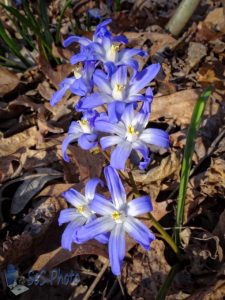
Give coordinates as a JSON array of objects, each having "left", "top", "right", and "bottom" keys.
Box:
[
  {"left": 77, "top": 205, "right": 84, "bottom": 213},
  {"left": 78, "top": 119, "right": 88, "bottom": 126},
  {"left": 73, "top": 63, "right": 83, "bottom": 79},
  {"left": 116, "top": 84, "right": 125, "bottom": 92},
  {"left": 127, "top": 125, "right": 139, "bottom": 135},
  {"left": 112, "top": 211, "right": 121, "bottom": 221},
  {"left": 111, "top": 44, "right": 120, "bottom": 52}
]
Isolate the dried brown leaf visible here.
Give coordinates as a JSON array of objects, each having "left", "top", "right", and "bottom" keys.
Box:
[
  {"left": 123, "top": 240, "right": 171, "bottom": 299},
  {"left": 152, "top": 89, "right": 201, "bottom": 124},
  {"left": 0, "top": 126, "right": 39, "bottom": 157},
  {"left": 31, "top": 241, "right": 108, "bottom": 271},
  {"left": 0, "top": 66, "right": 19, "bottom": 97}
]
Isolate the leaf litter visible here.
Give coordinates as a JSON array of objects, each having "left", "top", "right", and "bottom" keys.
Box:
[{"left": 0, "top": 0, "right": 225, "bottom": 299}]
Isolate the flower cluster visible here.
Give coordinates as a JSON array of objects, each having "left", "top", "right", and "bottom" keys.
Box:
[{"left": 51, "top": 19, "right": 170, "bottom": 275}]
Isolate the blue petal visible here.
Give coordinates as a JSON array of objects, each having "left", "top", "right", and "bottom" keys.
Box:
[
  {"left": 112, "top": 35, "right": 128, "bottom": 44},
  {"left": 94, "top": 119, "right": 125, "bottom": 136},
  {"left": 129, "top": 63, "right": 161, "bottom": 95},
  {"left": 78, "top": 133, "right": 98, "bottom": 150},
  {"left": 127, "top": 195, "right": 153, "bottom": 216},
  {"left": 62, "top": 188, "right": 87, "bottom": 207},
  {"left": 132, "top": 140, "right": 150, "bottom": 169},
  {"left": 97, "top": 19, "right": 112, "bottom": 28},
  {"left": 95, "top": 232, "right": 110, "bottom": 244},
  {"left": 58, "top": 208, "right": 80, "bottom": 225},
  {"left": 90, "top": 194, "right": 115, "bottom": 215},
  {"left": 63, "top": 36, "right": 91, "bottom": 47},
  {"left": 139, "top": 128, "right": 169, "bottom": 148},
  {"left": 70, "top": 53, "right": 92, "bottom": 65},
  {"left": 93, "top": 71, "right": 111, "bottom": 94},
  {"left": 62, "top": 134, "right": 81, "bottom": 162},
  {"left": 70, "top": 78, "right": 90, "bottom": 96},
  {"left": 75, "top": 216, "right": 115, "bottom": 243},
  {"left": 104, "top": 62, "right": 116, "bottom": 77},
  {"left": 100, "top": 136, "right": 123, "bottom": 150},
  {"left": 110, "top": 141, "right": 132, "bottom": 171},
  {"left": 104, "top": 166, "right": 127, "bottom": 209},
  {"left": 108, "top": 223, "right": 125, "bottom": 276},
  {"left": 50, "top": 86, "right": 68, "bottom": 106},
  {"left": 77, "top": 93, "right": 105, "bottom": 110},
  {"left": 85, "top": 178, "right": 104, "bottom": 201},
  {"left": 107, "top": 102, "right": 125, "bottom": 123},
  {"left": 119, "top": 48, "right": 147, "bottom": 61},
  {"left": 121, "top": 104, "right": 135, "bottom": 127},
  {"left": 61, "top": 218, "right": 86, "bottom": 251},
  {"left": 124, "top": 217, "right": 155, "bottom": 250},
  {"left": 111, "top": 66, "right": 127, "bottom": 87}
]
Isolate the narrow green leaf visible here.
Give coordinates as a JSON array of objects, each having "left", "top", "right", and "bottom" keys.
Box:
[
  {"left": 175, "top": 86, "right": 213, "bottom": 243},
  {"left": 156, "top": 264, "right": 181, "bottom": 300},
  {"left": 0, "top": 21, "right": 31, "bottom": 67},
  {"left": 55, "top": 0, "right": 72, "bottom": 45},
  {"left": 38, "top": 0, "right": 53, "bottom": 46}
]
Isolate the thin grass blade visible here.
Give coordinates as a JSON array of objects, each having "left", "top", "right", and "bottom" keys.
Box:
[{"left": 175, "top": 86, "right": 213, "bottom": 243}]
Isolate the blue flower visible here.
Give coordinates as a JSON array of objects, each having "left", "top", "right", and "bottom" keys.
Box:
[
  {"left": 62, "top": 111, "right": 99, "bottom": 162},
  {"left": 59, "top": 178, "right": 108, "bottom": 251},
  {"left": 76, "top": 64, "right": 160, "bottom": 122},
  {"left": 74, "top": 166, "right": 155, "bottom": 275},
  {"left": 63, "top": 19, "right": 145, "bottom": 73},
  {"left": 94, "top": 104, "right": 169, "bottom": 170},
  {"left": 50, "top": 62, "right": 95, "bottom": 106}
]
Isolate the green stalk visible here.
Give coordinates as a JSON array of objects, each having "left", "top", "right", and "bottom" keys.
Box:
[
  {"left": 55, "top": 0, "right": 72, "bottom": 45},
  {"left": 175, "top": 87, "right": 213, "bottom": 244},
  {"left": 156, "top": 263, "right": 181, "bottom": 300}
]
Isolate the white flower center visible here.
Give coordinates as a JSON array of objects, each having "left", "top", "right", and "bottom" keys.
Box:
[
  {"left": 77, "top": 205, "right": 91, "bottom": 219},
  {"left": 111, "top": 210, "right": 123, "bottom": 223},
  {"left": 73, "top": 63, "right": 83, "bottom": 79},
  {"left": 106, "top": 44, "right": 119, "bottom": 62},
  {"left": 78, "top": 119, "right": 92, "bottom": 134},
  {"left": 126, "top": 125, "right": 139, "bottom": 142},
  {"left": 112, "top": 84, "right": 125, "bottom": 100}
]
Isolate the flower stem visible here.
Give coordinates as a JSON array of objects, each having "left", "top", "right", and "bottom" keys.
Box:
[
  {"left": 148, "top": 213, "right": 179, "bottom": 255},
  {"left": 128, "top": 171, "right": 179, "bottom": 255}
]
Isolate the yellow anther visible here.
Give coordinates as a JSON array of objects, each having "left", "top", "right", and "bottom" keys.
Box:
[
  {"left": 111, "top": 44, "right": 120, "bottom": 52},
  {"left": 78, "top": 119, "right": 88, "bottom": 126},
  {"left": 73, "top": 63, "right": 83, "bottom": 79},
  {"left": 116, "top": 84, "right": 125, "bottom": 92},
  {"left": 112, "top": 211, "right": 121, "bottom": 221},
  {"left": 127, "top": 125, "right": 139, "bottom": 135},
  {"left": 77, "top": 205, "right": 84, "bottom": 213}
]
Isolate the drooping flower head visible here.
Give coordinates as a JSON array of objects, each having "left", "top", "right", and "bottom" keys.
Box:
[
  {"left": 62, "top": 110, "right": 99, "bottom": 162},
  {"left": 59, "top": 178, "right": 108, "bottom": 250},
  {"left": 74, "top": 166, "right": 155, "bottom": 275},
  {"left": 50, "top": 62, "right": 95, "bottom": 106}
]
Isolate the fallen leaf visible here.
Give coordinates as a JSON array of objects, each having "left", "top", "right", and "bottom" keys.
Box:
[
  {"left": 31, "top": 241, "right": 108, "bottom": 271},
  {"left": 0, "top": 66, "right": 20, "bottom": 97},
  {"left": 11, "top": 169, "right": 63, "bottom": 214},
  {"left": 123, "top": 240, "right": 171, "bottom": 299},
  {"left": 0, "top": 126, "right": 39, "bottom": 157},
  {"left": 152, "top": 89, "right": 201, "bottom": 124},
  {"left": 185, "top": 42, "right": 207, "bottom": 73}
]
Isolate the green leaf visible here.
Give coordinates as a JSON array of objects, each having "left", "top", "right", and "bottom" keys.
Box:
[
  {"left": 175, "top": 86, "right": 213, "bottom": 243},
  {"left": 55, "top": 0, "right": 72, "bottom": 45},
  {"left": 38, "top": 0, "right": 53, "bottom": 47},
  {"left": 0, "top": 21, "right": 31, "bottom": 67}
]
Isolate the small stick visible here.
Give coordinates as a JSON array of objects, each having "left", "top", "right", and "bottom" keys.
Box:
[
  {"left": 166, "top": 0, "right": 201, "bottom": 36},
  {"left": 70, "top": 260, "right": 109, "bottom": 300}
]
